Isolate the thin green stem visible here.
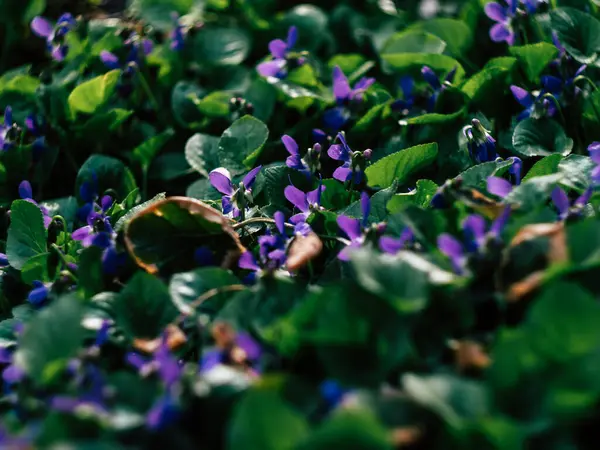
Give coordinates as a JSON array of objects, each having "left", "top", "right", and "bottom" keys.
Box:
[
  {"left": 136, "top": 69, "right": 161, "bottom": 118},
  {"left": 51, "top": 243, "right": 77, "bottom": 281}
]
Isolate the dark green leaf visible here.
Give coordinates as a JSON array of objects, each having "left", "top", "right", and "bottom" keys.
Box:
[
  {"left": 14, "top": 294, "right": 85, "bottom": 385},
  {"left": 75, "top": 155, "right": 137, "bottom": 202},
  {"left": 6, "top": 200, "right": 47, "bottom": 270},
  {"left": 218, "top": 115, "right": 269, "bottom": 175},
  {"left": 68, "top": 70, "right": 120, "bottom": 116},
  {"left": 509, "top": 43, "right": 559, "bottom": 84},
  {"left": 192, "top": 27, "right": 250, "bottom": 66},
  {"left": 387, "top": 179, "right": 438, "bottom": 212},
  {"left": 132, "top": 128, "right": 175, "bottom": 172},
  {"left": 550, "top": 7, "right": 600, "bottom": 66},
  {"left": 114, "top": 271, "right": 177, "bottom": 339},
  {"left": 512, "top": 118, "right": 573, "bottom": 157},
  {"left": 185, "top": 133, "right": 221, "bottom": 178},
  {"left": 365, "top": 143, "right": 438, "bottom": 188}
]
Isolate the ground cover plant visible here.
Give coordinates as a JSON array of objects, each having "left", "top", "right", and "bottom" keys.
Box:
[{"left": 4, "top": 0, "right": 600, "bottom": 448}]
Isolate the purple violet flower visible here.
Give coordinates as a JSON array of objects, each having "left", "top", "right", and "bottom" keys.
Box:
[
  {"left": 18, "top": 180, "right": 53, "bottom": 228},
  {"left": 510, "top": 86, "right": 555, "bottom": 121},
  {"left": 257, "top": 26, "right": 304, "bottom": 79},
  {"left": 438, "top": 207, "right": 511, "bottom": 273},
  {"left": 463, "top": 119, "right": 498, "bottom": 164},
  {"left": 0, "top": 253, "right": 8, "bottom": 267},
  {"left": 484, "top": 0, "right": 538, "bottom": 46},
  {"left": 421, "top": 66, "right": 457, "bottom": 112},
  {"left": 323, "top": 66, "right": 375, "bottom": 131},
  {"left": 542, "top": 33, "right": 587, "bottom": 102},
  {"left": 30, "top": 13, "right": 77, "bottom": 61},
  {"left": 379, "top": 227, "right": 415, "bottom": 254},
  {"left": 284, "top": 183, "right": 326, "bottom": 224},
  {"left": 0, "top": 106, "right": 17, "bottom": 151},
  {"left": 209, "top": 166, "right": 262, "bottom": 219},
  {"left": 282, "top": 134, "right": 322, "bottom": 176},
  {"left": 327, "top": 133, "right": 371, "bottom": 184},
  {"left": 28, "top": 280, "right": 51, "bottom": 306},
  {"left": 200, "top": 331, "right": 262, "bottom": 376},
  {"left": 169, "top": 13, "right": 186, "bottom": 51},
  {"left": 238, "top": 211, "right": 293, "bottom": 281},
  {"left": 336, "top": 192, "right": 385, "bottom": 260},
  {"left": 551, "top": 187, "right": 592, "bottom": 221},
  {"left": 391, "top": 75, "right": 416, "bottom": 114},
  {"left": 127, "top": 336, "right": 183, "bottom": 388},
  {"left": 588, "top": 142, "right": 600, "bottom": 185},
  {"left": 486, "top": 157, "right": 523, "bottom": 198}
]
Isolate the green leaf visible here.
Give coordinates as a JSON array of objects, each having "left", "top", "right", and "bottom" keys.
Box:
[
  {"left": 365, "top": 143, "right": 438, "bottom": 188},
  {"left": 297, "top": 410, "right": 392, "bottom": 450},
  {"left": 459, "top": 159, "right": 515, "bottom": 188},
  {"left": 509, "top": 43, "right": 559, "bottom": 84},
  {"left": 192, "top": 27, "right": 250, "bottom": 66},
  {"left": 114, "top": 192, "right": 167, "bottom": 232},
  {"left": 381, "top": 30, "right": 447, "bottom": 56},
  {"left": 281, "top": 4, "right": 329, "bottom": 51},
  {"left": 218, "top": 115, "right": 269, "bottom": 175},
  {"left": 227, "top": 378, "right": 310, "bottom": 450},
  {"left": 171, "top": 81, "right": 205, "bottom": 128},
  {"left": 527, "top": 281, "right": 600, "bottom": 360},
  {"left": 349, "top": 248, "right": 430, "bottom": 313},
  {"left": 407, "top": 18, "right": 473, "bottom": 56},
  {"left": 402, "top": 373, "right": 489, "bottom": 426},
  {"left": 522, "top": 154, "right": 564, "bottom": 181},
  {"left": 169, "top": 267, "right": 241, "bottom": 316},
  {"left": 550, "top": 7, "right": 600, "bottom": 66},
  {"left": 132, "top": 128, "right": 174, "bottom": 172},
  {"left": 68, "top": 70, "right": 120, "bottom": 116},
  {"left": 128, "top": 0, "right": 194, "bottom": 30},
  {"left": 20, "top": 253, "right": 50, "bottom": 285},
  {"left": 76, "top": 155, "right": 138, "bottom": 202},
  {"left": 512, "top": 118, "right": 573, "bottom": 157},
  {"left": 114, "top": 271, "right": 177, "bottom": 339},
  {"left": 192, "top": 91, "right": 232, "bottom": 118},
  {"left": 505, "top": 174, "right": 562, "bottom": 208},
  {"left": 124, "top": 197, "right": 243, "bottom": 274},
  {"left": 461, "top": 57, "right": 517, "bottom": 101},
  {"left": 6, "top": 200, "right": 47, "bottom": 270},
  {"left": 244, "top": 79, "right": 277, "bottom": 122},
  {"left": 341, "top": 181, "right": 397, "bottom": 222},
  {"left": 184, "top": 133, "right": 221, "bottom": 178},
  {"left": 557, "top": 154, "right": 595, "bottom": 191},
  {"left": 387, "top": 179, "right": 438, "bottom": 213},
  {"left": 78, "top": 247, "right": 105, "bottom": 299},
  {"left": 14, "top": 294, "right": 85, "bottom": 385}
]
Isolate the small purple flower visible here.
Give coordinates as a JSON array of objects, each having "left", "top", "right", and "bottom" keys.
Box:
[
  {"left": 438, "top": 207, "right": 511, "bottom": 273},
  {"left": 542, "top": 33, "right": 587, "bottom": 102},
  {"left": 1, "top": 341, "right": 26, "bottom": 386},
  {"left": 391, "top": 75, "right": 416, "bottom": 114},
  {"left": 484, "top": 0, "right": 518, "bottom": 45},
  {"left": 238, "top": 211, "right": 293, "bottom": 281},
  {"left": 31, "top": 13, "right": 77, "bottom": 61},
  {"left": 337, "top": 192, "right": 383, "bottom": 261},
  {"left": 421, "top": 66, "right": 457, "bottom": 112},
  {"left": 257, "top": 26, "right": 304, "bottom": 79},
  {"left": 328, "top": 133, "right": 371, "bottom": 184},
  {"left": 486, "top": 156, "right": 523, "bottom": 198},
  {"left": 146, "top": 393, "right": 180, "bottom": 430},
  {"left": 463, "top": 119, "right": 497, "bottom": 164},
  {"left": 19, "top": 180, "right": 53, "bottom": 228},
  {"left": 28, "top": 280, "right": 50, "bottom": 306},
  {"left": 127, "top": 336, "right": 183, "bottom": 388},
  {"left": 379, "top": 227, "right": 414, "bottom": 254},
  {"left": 323, "top": 66, "right": 375, "bottom": 131},
  {"left": 0, "top": 253, "right": 8, "bottom": 267},
  {"left": 169, "top": 13, "right": 186, "bottom": 51},
  {"left": 72, "top": 210, "right": 114, "bottom": 249},
  {"left": 0, "top": 106, "right": 17, "bottom": 151},
  {"left": 588, "top": 142, "right": 600, "bottom": 185},
  {"left": 282, "top": 135, "right": 322, "bottom": 176},
  {"left": 200, "top": 331, "right": 262, "bottom": 376},
  {"left": 551, "top": 187, "right": 592, "bottom": 221},
  {"left": 284, "top": 183, "right": 326, "bottom": 224},
  {"left": 25, "top": 114, "right": 47, "bottom": 159},
  {"left": 209, "top": 166, "right": 262, "bottom": 219},
  {"left": 510, "top": 86, "right": 555, "bottom": 121}
]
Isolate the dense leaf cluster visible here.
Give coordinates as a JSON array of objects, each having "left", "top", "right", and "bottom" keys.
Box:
[{"left": 1, "top": 0, "right": 600, "bottom": 448}]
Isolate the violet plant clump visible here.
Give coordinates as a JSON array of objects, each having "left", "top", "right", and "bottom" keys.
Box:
[{"left": 2, "top": 1, "right": 600, "bottom": 448}]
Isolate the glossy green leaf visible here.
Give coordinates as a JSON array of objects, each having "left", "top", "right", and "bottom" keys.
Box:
[
  {"left": 6, "top": 200, "right": 47, "bottom": 270},
  {"left": 365, "top": 143, "right": 438, "bottom": 188},
  {"left": 68, "top": 70, "right": 120, "bottom": 116},
  {"left": 218, "top": 115, "right": 269, "bottom": 175},
  {"left": 512, "top": 118, "right": 573, "bottom": 157}
]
